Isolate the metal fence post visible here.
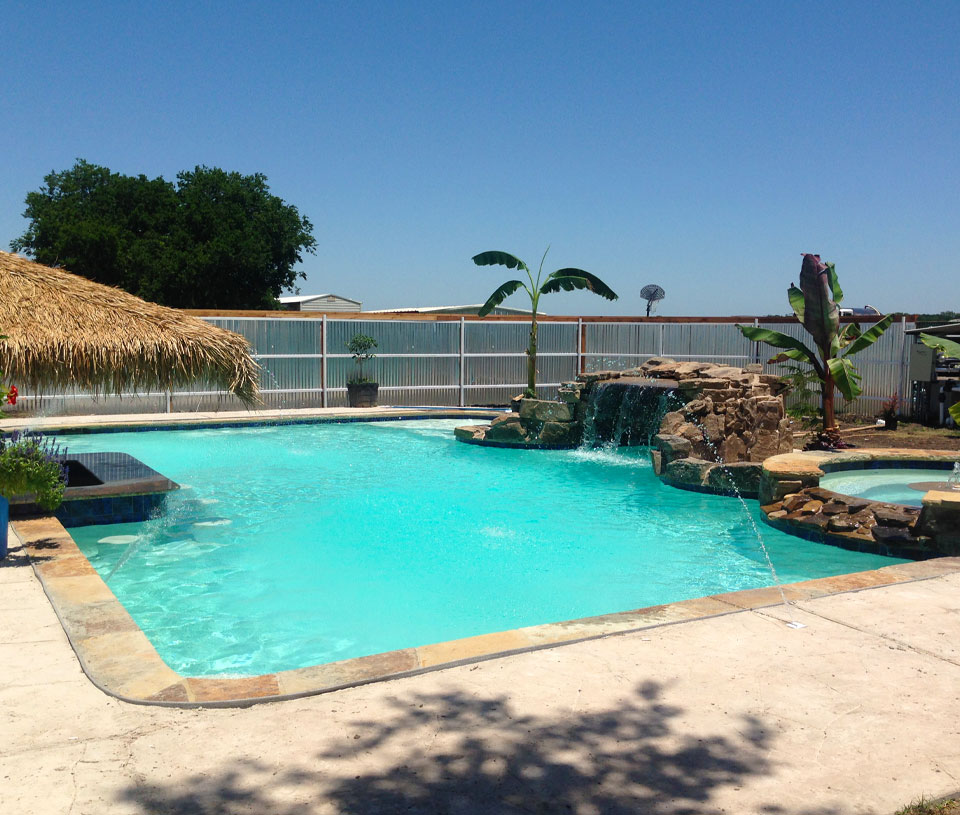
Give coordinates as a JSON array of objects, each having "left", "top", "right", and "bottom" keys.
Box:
[
  {"left": 577, "top": 318, "right": 584, "bottom": 374},
  {"left": 321, "top": 315, "right": 328, "bottom": 408},
  {"left": 459, "top": 317, "right": 466, "bottom": 407}
]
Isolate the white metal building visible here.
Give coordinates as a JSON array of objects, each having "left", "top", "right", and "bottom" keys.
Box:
[
  {"left": 367, "top": 304, "right": 538, "bottom": 316},
  {"left": 278, "top": 294, "right": 362, "bottom": 312}
]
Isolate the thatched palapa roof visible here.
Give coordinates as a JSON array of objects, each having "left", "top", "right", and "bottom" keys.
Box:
[{"left": 0, "top": 251, "right": 260, "bottom": 404}]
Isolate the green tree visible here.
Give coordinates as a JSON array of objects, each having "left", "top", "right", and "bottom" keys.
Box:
[
  {"left": 737, "top": 254, "right": 894, "bottom": 445},
  {"left": 11, "top": 159, "right": 316, "bottom": 309},
  {"left": 473, "top": 249, "right": 618, "bottom": 397}
]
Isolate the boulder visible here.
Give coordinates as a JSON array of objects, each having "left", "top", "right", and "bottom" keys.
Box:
[
  {"left": 455, "top": 425, "right": 487, "bottom": 442},
  {"left": 872, "top": 507, "right": 915, "bottom": 528},
  {"left": 701, "top": 412, "right": 725, "bottom": 443},
  {"left": 682, "top": 399, "right": 710, "bottom": 417},
  {"left": 652, "top": 434, "right": 692, "bottom": 466},
  {"left": 719, "top": 434, "right": 747, "bottom": 463},
  {"left": 660, "top": 411, "right": 686, "bottom": 434},
  {"left": 827, "top": 516, "right": 859, "bottom": 533},
  {"left": 485, "top": 416, "right": 532, "bottom": 442},
  {"left": 520, "top": 398, "right": 575, "bottom": 423},
  {"left": 871, "top": 526, "right": 918, "bottom": 547},
  {"left": 539, "top": 421, "right": 579, "bottom": 445},
  {"left": 664, "top": 457, "right": 715, "bottom": 486},
  {"left": 705, "top": 462, "right": 762, "bottom": 494}
]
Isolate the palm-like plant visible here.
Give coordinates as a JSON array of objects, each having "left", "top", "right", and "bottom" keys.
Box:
[
  {"left": 473, "top": 249, "right": 618, "bottom": 397},
  {"left": 737, "top": 254, "right": 894, "bottom": 444}
]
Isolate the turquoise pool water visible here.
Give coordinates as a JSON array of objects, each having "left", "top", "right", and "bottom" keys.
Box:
[
  {"left": 820, "top": 468, "right": 959, "bottom": 507},
  {"left": 63, "top": 420, "right": 905, "bottom": 677}
]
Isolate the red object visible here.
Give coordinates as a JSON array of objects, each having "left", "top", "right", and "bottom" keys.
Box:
[{"left": 6, "top": 385, "right": 17, "bottom": 405}]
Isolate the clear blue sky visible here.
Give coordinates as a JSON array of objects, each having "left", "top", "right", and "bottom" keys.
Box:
[{"left": 2, "top": 1, "right": 957, "bottom": 316}]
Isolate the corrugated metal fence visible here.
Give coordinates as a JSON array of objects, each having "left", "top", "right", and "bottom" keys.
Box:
[{"left": 13, "top": 315, "right": 915, "bottom": 417}]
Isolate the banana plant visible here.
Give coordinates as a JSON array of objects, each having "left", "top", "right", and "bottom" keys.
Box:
[
  {"left": 920, "top": 334, "right": 960, "bottom": 425},
  {"left": 474, "top": 249, "right": 618, "bottom": 397},
  {"left": 737, "top": 254, "right": 894, "bottom": 442}
]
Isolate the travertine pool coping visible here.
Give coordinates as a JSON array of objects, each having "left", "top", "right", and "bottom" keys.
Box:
[{"left": 14, "top": 514, "right": 960, "bottom": 708}]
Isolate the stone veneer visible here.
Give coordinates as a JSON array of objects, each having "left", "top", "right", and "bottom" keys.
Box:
[
  {"left": 759, "top": 449, "right": 960, "bottom": 558},
  {"left": 456, "top": 357, "right": 793, "bottom": 497}
]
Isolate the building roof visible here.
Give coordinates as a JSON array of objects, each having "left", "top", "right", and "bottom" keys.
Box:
[
  {"left": 367, "top": 304, "right": 540, "bottom": 316},
  {"left": 279, "top": 294, "right": 362, "bottom": 306},
  {"left": 905, "top": 322, "right": 960, "bottom": 338}
]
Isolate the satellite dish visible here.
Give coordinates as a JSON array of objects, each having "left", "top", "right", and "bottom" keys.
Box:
[{"left": 640, "top": 284, "right": 665, "bottom": 317}]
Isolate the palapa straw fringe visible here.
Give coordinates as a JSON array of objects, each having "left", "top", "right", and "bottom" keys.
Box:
[{"left": 0, "top": 251, "right": 261, "bottom": 405}]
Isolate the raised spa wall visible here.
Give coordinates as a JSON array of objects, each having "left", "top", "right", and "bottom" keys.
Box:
[
  {"left": 456, "top": 357, "right": 793, "bottom": 497},
  {"left": 759, "top": 450, "right": 960, "bottom": 559}
]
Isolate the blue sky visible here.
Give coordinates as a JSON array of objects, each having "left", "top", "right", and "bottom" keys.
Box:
[{"left": 2, "top": 1, "right": 958, "bottom": 315}]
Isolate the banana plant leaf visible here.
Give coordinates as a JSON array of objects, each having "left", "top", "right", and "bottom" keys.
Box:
[
  {"left": 736, "top": 324, "right": 822, "bottom": 374},
  {"left": 826, "top": 355, "right": 863, "bottom": 401},
  {"left": 477, "top": 279, "right": 528, "bottom": 317},
  {"left": 920, "top": 333, "right": 960, "bottom": 359},
  {"left": 799, "top": 254, "right": 840, "bottom": 354},
  {"left": 787, "top": 284, "right": 805, "bottom": 322},
  {"left": 541, "top": 269, "right": 618, "bottom": 300},
  {"left": 840, "top": 314, "right": 895, "bottom": 357},
  {"left": 825, "top": 262, "right": 844, "bottom": 303},
  {"left": 472, "top": 251, "right": 529, "bottom": 272}
]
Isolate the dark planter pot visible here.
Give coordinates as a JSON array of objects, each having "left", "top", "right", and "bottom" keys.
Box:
[
  {"left": 882, "top": 416, "right": 899, "bottom": 430},
  {"left": 0, "top": 495, "right": 8, "bottom": 559},
  {"left": 347, "top": 382, "right": 379, "bottom": 408}
]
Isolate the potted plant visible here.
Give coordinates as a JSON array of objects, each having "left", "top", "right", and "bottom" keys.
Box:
[
  {"left": 878, "top": 394, "right": 900, "bottom": 430},
  {"left": 0, "top": 431, "right": 67, "bottom": 558},
  {"left": 346, "top": 334, "right": 378, "bottom": 407}
]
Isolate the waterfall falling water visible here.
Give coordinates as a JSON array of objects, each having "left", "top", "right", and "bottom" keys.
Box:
[
  {"left": 579, "top": 380, "right": 678, "bottom": 449},
  {"left": 949, "top": 462, "right": 960, "bottom": 490}
]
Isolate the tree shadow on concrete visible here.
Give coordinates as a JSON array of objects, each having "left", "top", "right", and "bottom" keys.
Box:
[{"left": 119, "top": 680, "right": 840, "bottom": 815}]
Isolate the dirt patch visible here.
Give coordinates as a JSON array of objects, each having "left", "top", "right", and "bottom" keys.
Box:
[{"left": 798, "top": 420, "right": 960, "bottom": 452}]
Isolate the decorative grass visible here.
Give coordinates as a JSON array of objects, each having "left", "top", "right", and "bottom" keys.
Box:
[{"left": 0, "top": 251, "right": 260, "bottom": 404}]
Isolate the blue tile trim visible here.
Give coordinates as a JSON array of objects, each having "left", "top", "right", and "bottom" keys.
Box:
[{"left": 58, "top": 493, "right": 168, "bottom": 528}]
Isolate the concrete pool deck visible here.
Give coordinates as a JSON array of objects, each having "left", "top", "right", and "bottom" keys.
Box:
[{"left": 4, "top": 534, "right": 960, "bottom": 813}]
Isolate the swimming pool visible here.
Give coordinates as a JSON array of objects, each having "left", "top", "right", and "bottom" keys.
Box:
[{"left": 62, "top": 419, "right": 904, "bottom": 677}]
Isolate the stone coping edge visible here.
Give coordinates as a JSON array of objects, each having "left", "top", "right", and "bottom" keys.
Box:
[
  {"left": 763, "top": 448, "right": 960, "bottom": 480},
  {"left": 14, "top": 514, "right": 960, "bottom": 709},
  {"left": 3, "top": 409, "right": 504, "bottom": 437}
]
